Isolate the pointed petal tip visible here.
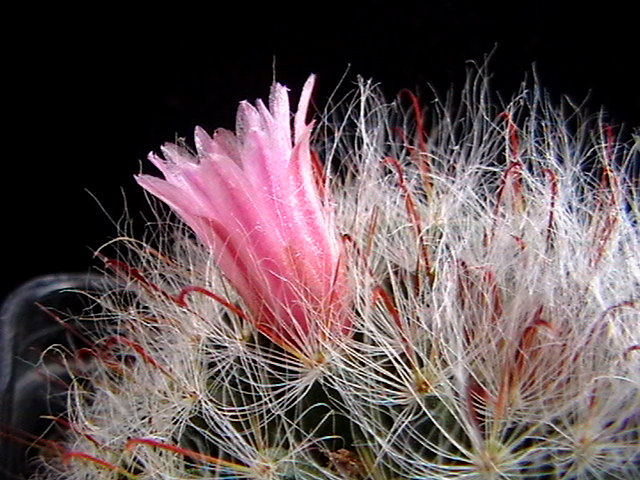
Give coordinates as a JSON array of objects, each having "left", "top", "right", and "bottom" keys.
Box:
[
  {"left": 194, "top": 126, "right": 211, "bottom": 154},
  {"left": 134, "top": 172, "right": 160, "bottom": 189},
  {"left": 303, "top": 74, "right": 316, "bottom": 91},
  {"left": 294, "top": 74, "right": 316, "bottom": 141},
  {"left": 146, "top": 151, "right": 166, "bottom": 170}
]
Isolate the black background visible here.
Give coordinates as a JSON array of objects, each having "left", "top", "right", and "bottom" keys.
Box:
[{"left": 2, "top": 1, "right": 638, "bottom": 302}]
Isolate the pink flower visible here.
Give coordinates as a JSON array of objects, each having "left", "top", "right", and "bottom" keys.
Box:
[{"left": 135, "top": 76, "right": 350, "bottom": 355}]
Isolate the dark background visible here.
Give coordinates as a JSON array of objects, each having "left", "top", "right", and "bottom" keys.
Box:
[{"left": 2, "top": 2, "right": 638, "bottom": 302}]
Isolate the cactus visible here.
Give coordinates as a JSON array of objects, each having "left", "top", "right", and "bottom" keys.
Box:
[{"left": 22, "top": 65, "right": 640, "bottom": 479}]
